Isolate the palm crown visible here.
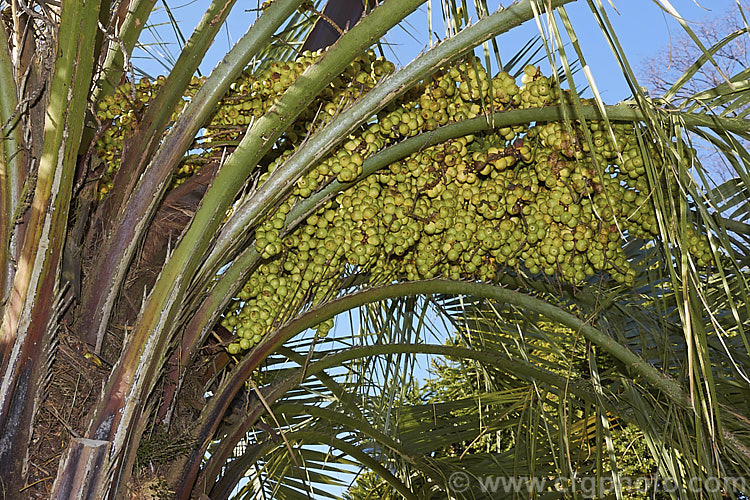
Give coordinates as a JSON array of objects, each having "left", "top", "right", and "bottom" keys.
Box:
[{"left": 0, "top": 0, "right": 748, "bottom": 498}]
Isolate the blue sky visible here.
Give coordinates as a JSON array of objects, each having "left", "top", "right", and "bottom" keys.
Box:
[{"left": 136, "top": 0, "right": 741, "bottom": 102}]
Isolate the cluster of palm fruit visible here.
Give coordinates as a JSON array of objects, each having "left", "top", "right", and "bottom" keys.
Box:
[
  {"left": 206, "top": 50, "right": 392, "bottom": 144},
  {"left": 219, "top": 58, "right": 713, "bottom": 354},
  {"left": 94, "top": 75, "right": 200, "bottom": 197},
  {"left": 93, "top": 50, "right": 393, "bottom": 198},
  {"left": 91, "top": 50, "right": 712, "bottom": 355}
]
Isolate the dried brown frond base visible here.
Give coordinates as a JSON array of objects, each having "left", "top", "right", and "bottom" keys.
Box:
[
  {"left": 24, "top": 328, "right": 109, "bottom": 498},
  {"left": 126, "top": 477, "right": 176, "bottom": 500},
  {"left": 23, "top": 324, "right": 211, "bottom": 499}
]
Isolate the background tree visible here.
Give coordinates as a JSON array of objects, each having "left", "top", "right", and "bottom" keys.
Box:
[
  {"left": 640, "top": 2, "right": 749, "bottom": 99},
  {"left": 640, "top": 1, "right": 749, "bottom": 179},
  {"left": 0, "top": 0, "right": 747, "bottom": 499}
]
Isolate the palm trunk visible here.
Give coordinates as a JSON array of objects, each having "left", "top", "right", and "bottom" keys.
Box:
[{"left": 0, "top": 0, "right": 100, "bottom": 491}]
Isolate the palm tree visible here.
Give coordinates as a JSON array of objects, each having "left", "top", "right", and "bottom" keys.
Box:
[{"left": 0, "top": 0, "right": 747, "bottom": 498}]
